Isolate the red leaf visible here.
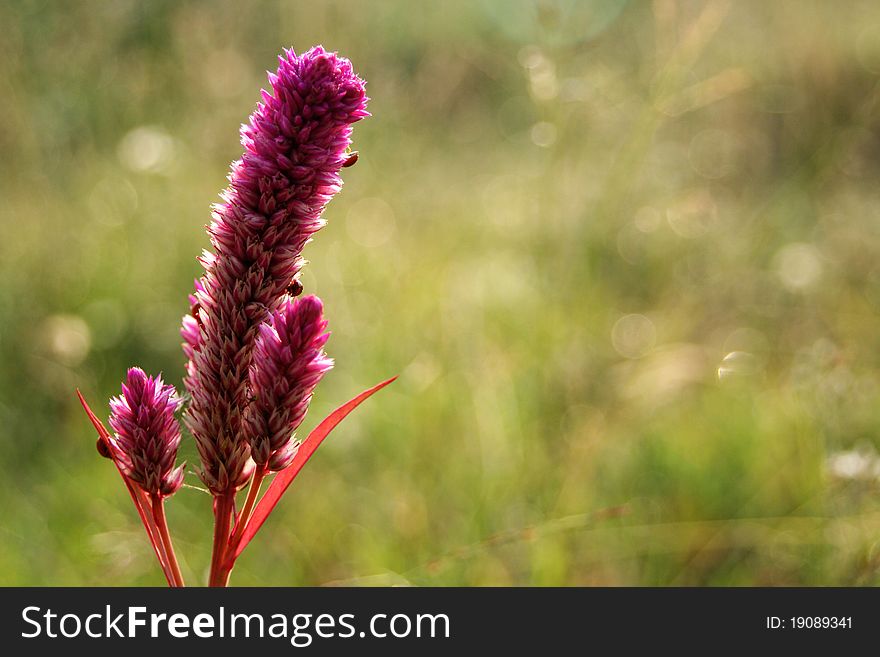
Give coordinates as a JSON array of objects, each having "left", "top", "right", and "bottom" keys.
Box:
[
  {"left": 229, "top": 376, "right": 397, "bottom": 561},
  {"left": 77, "top": 389, "right": 112, "bottom": 441},
  {"left": 76, "top": 389, "right": 176, "bottom": 586}
]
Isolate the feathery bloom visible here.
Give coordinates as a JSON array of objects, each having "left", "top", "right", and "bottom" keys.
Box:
[
  {"left": 244, "top": 295, "right": 333, "bottom": 471},
  {"left": 182, "top": 47, "right": 368, "bottom": 493},
  {"left": 108, "top": 368, "right": 185, "bottom": 497}
]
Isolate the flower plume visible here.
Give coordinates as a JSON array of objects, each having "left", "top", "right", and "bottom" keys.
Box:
[
  {"left": 108, "top": 368, "right": 184, "bottom": 497},
  {"left": 245, "top": 295, "right": 333, "bottom": 471},
  {"left": 80, "top": 45, "right": 392, "bottom": 588},
  {"left": 182, "top": 46, "right": 369, "bottom": 494}
]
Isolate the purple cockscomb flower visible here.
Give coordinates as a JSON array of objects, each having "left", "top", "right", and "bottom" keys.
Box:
[
  {"left": 244, "top": 295, "right": 333, "bottom": 472},
  {"left": 79, "top": 45, "right": 392, "bottom": 588},
  {"left": 108, "top": 368, "right": 185, "bottom": 497},
  {"left": 182, "top": 46, "right": 368, "bottom": 494}
]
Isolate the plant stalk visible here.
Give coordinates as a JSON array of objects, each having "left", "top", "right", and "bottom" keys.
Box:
[
  {"left": 151, "top": 494, "right": 185, "bottom": 587},
  {"left": 208, "top": 492, "right": 235, "bottom": 586},
  {"left": 227, "top": 464, "right": 266, "bottom": 563}
]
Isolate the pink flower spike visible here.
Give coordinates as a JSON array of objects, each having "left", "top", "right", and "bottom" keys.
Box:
[
  {"left": 108, "top": 368, "right": 185, "bottom": 497},
  {"left": 77, "top": 390, "right": 180, "bottom": 586},
  {"left": 245, "top": 295, "right": 333, "bottom": 471},
  {"left": 182, "top": 46, "right": 369, "bottom": 495}
]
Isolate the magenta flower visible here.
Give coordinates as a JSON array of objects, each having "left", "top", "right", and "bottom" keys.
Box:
[
  {"left": 108, "top": 368, "right": 185, "bottom": 498},
  {"left": 245, "top": 295, "right": 333, "bottom": 472},
  {"left": 182, "top": 46, "right": 369, "bottom": 495},
  {"left": 80, "top": 46, "right": 394, "bottom": 588}
]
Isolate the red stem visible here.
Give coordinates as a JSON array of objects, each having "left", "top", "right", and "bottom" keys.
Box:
[
  {"left": 137, "top": 489, "right": 175, "bottom": 586},
  {"left": 208, "top": 492, "right": 234, "bottom": 587},
  {"left": 151, "top": 494, "right": 185, "bottom": 587},
  {"left": 226, "top": 465, "right": 266, "bottom": 565}
]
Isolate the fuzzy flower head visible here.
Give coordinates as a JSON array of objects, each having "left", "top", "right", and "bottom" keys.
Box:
[
  {"left": 109, "top": 368, "right": 185, "bottom": 497},
  {"left": 182, "top": 46, "right": 367, "bottom": 494},
  {"left": 244, "top": 295, "right": 333, "bottom": 471}
]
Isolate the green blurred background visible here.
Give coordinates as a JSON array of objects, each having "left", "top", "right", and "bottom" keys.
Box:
[{"left": 1, "top": 0, "right": 880, "bottom": 586}]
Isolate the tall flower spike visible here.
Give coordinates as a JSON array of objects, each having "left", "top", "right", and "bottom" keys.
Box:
[
  {"left": 108, "top": 368, "right": 185, "bottom": 497},
  {"left": 181, "top": 47, "right": 368, "bottom": 494},
  {"left": 245, "top": 295, "right": 333, "bottom": 472}
]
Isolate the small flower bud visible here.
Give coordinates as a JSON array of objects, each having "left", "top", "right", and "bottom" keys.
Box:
[
  {"left": 109, "top": 368, "right": 185, "bottom": 497},
  {"left": 244, "top": 295, "right": 333, "bottom": 471}
]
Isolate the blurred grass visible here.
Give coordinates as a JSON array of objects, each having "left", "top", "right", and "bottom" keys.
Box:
[{"left": 1, "top": 0, "right": 880, "bottom": 585}]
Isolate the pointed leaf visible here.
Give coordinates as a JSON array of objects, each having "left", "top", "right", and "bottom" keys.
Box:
[
  {"left": 229, "top": 376, "right": 397, "bottom": 561},
  {"left": 76, "top": 389, "right": 175, "bottom": 586},
  {"left": 77, "top": 389, "right": 112, "bottom": 441}
]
